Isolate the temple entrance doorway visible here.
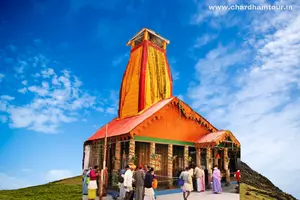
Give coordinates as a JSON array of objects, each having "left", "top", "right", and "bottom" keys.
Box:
[
  {"left": 155, "top": 144, "right": 168, "bottom": 186},
  {"left": 135, "top": 142, "right": 150, "bottom": 167},
  {"left": 120, "top": 141, "right": 129, "bottom": 169},
  {"left": 173, "top": 145, "right": 184, "bottom": 185},
  {"left": 188, "top": 146, "right": 196, "bottom": 166}
]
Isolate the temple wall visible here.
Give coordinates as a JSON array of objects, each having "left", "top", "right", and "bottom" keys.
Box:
[{"left": 133, "top": 103, "right": 210, "bottom": 142}]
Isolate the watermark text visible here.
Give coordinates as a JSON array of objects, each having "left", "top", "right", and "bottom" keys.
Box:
[{"left": 208, "top": 4, "right": 293, "bottom": 11}]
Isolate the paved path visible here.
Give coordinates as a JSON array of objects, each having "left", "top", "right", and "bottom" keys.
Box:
[
  {"left": 83, "top": 185, "right": 239, "bottom": 200},
  {"left": 82, "top": 195, "right": 110, "bottom": 200},
  {"left": 158, "top": 191, "right": 239, "bottom": 200},
  {"left": 83, "top": 191, "right": 239, "bottom": 200}
]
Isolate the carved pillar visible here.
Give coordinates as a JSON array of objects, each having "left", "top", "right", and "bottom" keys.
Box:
[
  {"left": 131, "top": 41, "right": 135, "bottom": 49},
  {"left": 96, "top": 141, "right": 101, "bottom": 166},
  {"left": 168, "top": 144, "right": 173, "bottom": 186},
  {"left": 162, "top": 41, "right": 167, "bottom": 50},
  {"left": 206, "top": 147, "right": 212, "bottom": 189},
  {"left": 143, "top": 30, "right": 149, "bottom": 41},
  {"left": 224, "top": 148, "right": 230, "bottom": 186},
  {"left": 184, "top": 145, "right": 189, "bottom": 167},
  {"left": 149, "top": 142, "right": 156, "bottom": 167},
  {"left": 196, "top": 148, "right": 201, "bottom": 167},
  {"left": 128, "top": 139, "right": 135, "bottom": 164},
  {"left": 214, "top": 148, "right": 219, "bottom": 168},
  {"left": 114, "top": 141, "right": 121, "bottom": 170}
]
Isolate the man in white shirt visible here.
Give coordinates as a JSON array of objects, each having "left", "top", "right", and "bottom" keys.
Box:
[
  {"left": 194, "top": 165, "right": 205, "bottom": 192},
  {"left": 124, "top": 165, "right": 134, "bottom": 200}
]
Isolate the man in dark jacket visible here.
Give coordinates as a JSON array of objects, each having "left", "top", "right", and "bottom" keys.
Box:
[{"left": 133, "top": 165, "right": 145, "bottom": 200}]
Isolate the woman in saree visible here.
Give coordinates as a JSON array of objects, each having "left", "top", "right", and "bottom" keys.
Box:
[
  {"left": 212, "top": 165, "right": 222, "bottom": 194},
  {"left": 82, "top": 169, "right": 88, "bottom": 195},
  {"left": 82, "top": 168, "right": 91, "bottom": 195},
  {"left": 88, "top": 165, "right": 99, "bottom": 200}
]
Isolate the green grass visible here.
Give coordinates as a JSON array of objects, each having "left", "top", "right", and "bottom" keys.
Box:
[
  {"left": 240, "top": 183, "right": 276, "bottom": 200},
  {"left": 0, "top": 176, "right": 82, "bottom": 200}
]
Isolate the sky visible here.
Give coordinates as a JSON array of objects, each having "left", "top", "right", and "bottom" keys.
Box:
[{"left": 0, "top": 0, "right": 299, "bottom": 198}]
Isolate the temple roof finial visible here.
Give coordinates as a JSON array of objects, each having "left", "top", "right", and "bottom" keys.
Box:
[{"left": 126, "top": 28, "right": 170, "bottom": 48}]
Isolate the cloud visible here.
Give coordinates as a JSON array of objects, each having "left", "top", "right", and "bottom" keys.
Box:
[
  {"left": 177, "top": 94, "right": 185, "bottom": 101},
  {"left": 190, "top": 0, "right": 242, "bottom": 28},
  {"left": 0, "top": 116, "right": 8, "bottom": 123},
  {"left": 7, "top": 69, "right": 96, "bottom": 133},
  {"left": 0, "top": 45, "right": 101, "bottom": 134},
  {"left": 21, "top": 80, "right": 28, "bottom": 85},
  {"left": 105, "top": 90, "right": 119, "bottom": 115},
  {"left": 45, "top": 170, "right": 73, "bottom": 182},
  {"left": 18, "top": 88, "right": 27, "bottom": 94},
  {"left": 188, "top": 43, "right": 250, "bottom": 110},
  {"left": 112, "top": 53, "right": 129, "bottom": 67},
  {"left": 0, "top": 95, "right": 15, "bottom": 112},
  {"left": 190, "top": 0, "right": 229, "bottom": 25},
  {"left": 1, "top": 95, "right": 15, "bottom": 101},
  {"left": 193, "top": 34, "right": 218, "bottom": 48},
  {"left": 188, "top": 0, "right": 300, "bottom": 198},
  {"left": 169, "top": 57, "right": 180, "bottom": 80},
  {"left": 0, "top": 173, "right": 32, "bottom": 190},
  {"left": 105, "top": 107, "right": 117, "bottom": 115}
]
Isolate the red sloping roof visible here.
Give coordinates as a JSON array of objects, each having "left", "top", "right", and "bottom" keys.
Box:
[
  {"left": 195, "top": 130, "right": 240, "bottom": 148},
  {"left": 87, "top": 97, "right": 174, "bottom": 141}
]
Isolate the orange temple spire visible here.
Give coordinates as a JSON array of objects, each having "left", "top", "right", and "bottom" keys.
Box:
[{"left": 118, "top": 28, "right": 173, "bottom": 119}]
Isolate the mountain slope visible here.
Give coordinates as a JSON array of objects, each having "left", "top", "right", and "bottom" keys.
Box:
[{"left": 240, "top": 161, "right": 296, "bottom": 200}]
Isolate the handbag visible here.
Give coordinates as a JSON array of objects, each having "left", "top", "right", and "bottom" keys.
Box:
[
  {"left": 178, "top": 178, "right": 184, "bottom": 186},
  {"left": 152, "top": 179, "right": 158, "bottom": 189},
  {"left": 86, "top": 177, "right": 90, "bottom": 184}
]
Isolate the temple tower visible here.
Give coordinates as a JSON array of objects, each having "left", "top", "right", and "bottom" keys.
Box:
[{"left": 118, "top": 28, "right": 173, "bottom": 118}]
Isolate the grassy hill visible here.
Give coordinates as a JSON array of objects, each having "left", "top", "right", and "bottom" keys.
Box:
[
  {"left": 0, "top": 162, "right": 297, "bottom": 200},
  {"left": 240, "top": 161, "right": 296, "bottom": 200},
  {"left": 0, "top": 176, "right": 82, "bottom": 200}
]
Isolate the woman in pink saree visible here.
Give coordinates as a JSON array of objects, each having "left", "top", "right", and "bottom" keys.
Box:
[{"left": 212, "top": 165, "right": 222, "bottom": 194}]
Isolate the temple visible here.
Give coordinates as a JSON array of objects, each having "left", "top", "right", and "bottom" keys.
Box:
[{"left": 83, "top": 28, "right": 241, "bottom": 189}]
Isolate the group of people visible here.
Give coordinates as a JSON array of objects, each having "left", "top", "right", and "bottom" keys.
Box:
[
  {"left": 82, "top": 165, "right": 109, "bottom": 200},
  {"left": 179, "top": 164, "right": 224, "bottom": 200},
  {"left": 178, "top": 164, "right": 206, "bottom": 200},
  {"left": 119, "top": 164, "right": 158, "bottom": 200},
  {"left": 82, "top": 164, "right": 240, "bottom": 200}
]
